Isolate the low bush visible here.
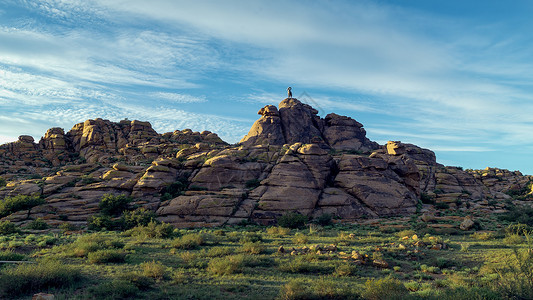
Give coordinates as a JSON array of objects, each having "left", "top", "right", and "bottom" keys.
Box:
[
  {"left": 241, "top": 242, "right": 265, "bottom": 254},
  {"left": 141, "top": 260, "right": 167, "bottom": 280},
  {"left": 26, "top": 218, "right": 48, "bottom": 230},
  {"left": 0, "top": 250, "right": 26, "bottom": 261},
  {"left": 239, "top": 232, "right": 263, "bottom": 243},
  {"left": 0, "top": 220, "right": 18, "bottom": 235},
  {"left": 292, "top": 233, "right": 309, "bottom": 245},
  {"left": 71, "top": 233, "right": 125, "bottom": 257},
  {"left": 121, "top": 207, "right": 157, "bottom": 229},
  {"left": 266, "top": 226, "right": 291, "bottom": 236},
  {"left": 0, "top": 260, "right": 82, "bottom": 297},
  {"left": 277, "top": 212, "right": 308, "bottom": 229},
  {"left": 0, "top": 194, "right": 45, "bottom": 218},
  {"left": 0, "top": 177, "right": 6, "bottom": 187},
  {"left": 171, "top": 233, "right": 206, "bottom": 249},
  {"left": 361, "top": 277, "right": 409, "bottom": 300},
  {"left": 278, "top": 277, "right": 354, "bottom": 300},
  {"left": 87, "top": 249, "right": 127, "bottom": 264},
  {"left": 89, "top": 279, "right": 139, "bottom": 299},
  {"left": 207, "top": 255, "right": 244, "bottom": 275},
  {"left": 124, "top": 221, "right": 174, "bottom": 238},
  {"left": 335, "top": 263, "right": 356, "bottom": 277},
  {"left": 118, "top": 271, "right": 155, "bottom": 290},
  {"left": 87, "top": 214, "right": 115, "bottom": 231},
  {"left": 206, "top": 246, "right": 234, "bottom": 257},
  {"left": 314, "top": 213, "right": 333, "bottom": 226},
  {"left": 99, "top": 193, "right": 132, "bottom": 216}
]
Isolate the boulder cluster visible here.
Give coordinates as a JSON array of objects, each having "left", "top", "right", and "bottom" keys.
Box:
[{"left": 0, "top": 98, "right": 531, "bottom": 228}]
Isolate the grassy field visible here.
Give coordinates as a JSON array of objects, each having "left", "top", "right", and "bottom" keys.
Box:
[{"left": 1, "top": 213, "right": 533, "bottom": 300}]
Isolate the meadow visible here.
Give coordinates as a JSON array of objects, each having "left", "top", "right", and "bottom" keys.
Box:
[{"left": 1, "top": 208, "right": 533, "bottom": 300}]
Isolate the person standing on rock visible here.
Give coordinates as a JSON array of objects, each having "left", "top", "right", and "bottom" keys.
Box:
[{"left": 287, "top": 87, "right": 292, "bottom": 99}]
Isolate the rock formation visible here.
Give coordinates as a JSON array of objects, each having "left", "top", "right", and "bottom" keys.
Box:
[{"left": 0, "top": 98, "right": 531, "bottom": 228}]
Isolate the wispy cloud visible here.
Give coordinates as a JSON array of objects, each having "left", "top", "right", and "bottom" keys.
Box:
[{"left": 152, "top": 92, "right": 207, "bottom": 104}]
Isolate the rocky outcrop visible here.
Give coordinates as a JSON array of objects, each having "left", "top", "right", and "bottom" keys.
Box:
[
  {"left": 1, "top": 98, "right": 531, "bottom": 228},
  {"left": 240, "top": 98, "right": 379, "bottom": 152}
]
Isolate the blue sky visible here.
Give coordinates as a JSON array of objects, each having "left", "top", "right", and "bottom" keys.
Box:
[{"left": 1, "top": 0, "right": 532, "bottom": 175}]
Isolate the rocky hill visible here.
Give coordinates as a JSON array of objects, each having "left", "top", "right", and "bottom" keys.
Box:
[{"left": 0, "top": 98, "right": 532, "bottom": 228}]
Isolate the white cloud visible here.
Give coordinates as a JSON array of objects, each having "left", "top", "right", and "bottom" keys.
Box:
[{"left": 152, "top": 92, "right": 206, "bottom": 103}]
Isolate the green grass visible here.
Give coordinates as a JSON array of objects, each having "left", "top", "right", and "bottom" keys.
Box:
[{"left": 1, "top": 215, "right": 532, "bottom": 299}]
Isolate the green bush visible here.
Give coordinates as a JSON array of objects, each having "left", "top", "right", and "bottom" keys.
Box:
[
  {"left": 266, "top": 226, "right": 291, "bottom": 236},
  {"left": 87, "top": 214, "right": 116, "bottom": 231},
  {"left": 71, "top": 233, "right": 124, "bottom": 257},
  {"left": 26, "top": 218, "right": 48, "bottom": 230},
  {"left": 99, "top": 193, "right": 132, "bottom": 216},
  {"left": 292, "top": 233, "right": 309, "bottom": 245},
  {"left": 277, "top": 212, "right": 308, "bottom": 229},
  {"left": 121, "top": 207, "right": 157, "bottom": 229},
  {"left": 118, "top": 271, "right": 155, "bottom": 290},
  {"left": 89, "top": 279, "right": 139, "bottom": 299},
  {"left": 124, "top": 221, "right": 174, "bottom": 238},
  {"left": 0, "top": 260, "right": 82, "bottom": 297},
  {"left": 0, "top": 250, "right": 26, "bottom": 261},
  {"left": 87, "top": 249, "right": 127, "bottom": 264},
  {"left": 278, "top": 278, "right": 353, "bottom": 300},
  {"left": 160, "top": 179, "right": 188, "bottom": 200},
  {"left": 171, "top": 233, "right": 206, "bottom": 249},
  {"left": 0, "top": 194, "right": 45, "bottom": 218},
  {"left": 207, "top": 255, "right": 244, "bottom": 275},
  {"left": 361, "top": 277, "right": 409, "bottom": 300},
  {"left": 141, "top": 260, "right": 167, "bottom": 280},
  {"left": 314, "top": 213, "right": 333, "bottom": 226},
  {"left": 499, "top": 207, "right": 533, "bottom": 227},
  {"left": 241, "top": 242, "right": 265, "bottom": 254},
  {"left": 0, "top": 220, "right": 18, "bottom": 235},
  {"left": 0, "top": 177, "right": 6, "bottom": 187}
]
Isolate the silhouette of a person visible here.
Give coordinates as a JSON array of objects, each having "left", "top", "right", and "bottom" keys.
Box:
[{"left": 287, "top": 87, "right": 292, "bottom": 99}]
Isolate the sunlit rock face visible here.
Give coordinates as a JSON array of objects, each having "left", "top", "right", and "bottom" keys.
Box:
[{"left": 0, "top": 99, "right": 531, "bottom": 228}]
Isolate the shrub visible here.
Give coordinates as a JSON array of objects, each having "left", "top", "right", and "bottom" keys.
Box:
[
  {"left": 266, "top": 226, "right": 291, "bottom": 236},
  {"left": 278, "top": 256, "right": 317, "bottom": 274},
  {"left": 499, "top": 207, "right": 533, "bottom": 227},
  {"left": 141, "top": 261, "right": 167, "bottom": 280},
  {"left": 87, "top": 249, "right": 127, "bottom": 264},
  {"left": 171, "top": 233, "right": 206, "bottom": 249},
  {"left": 71, "top": 233, "right": 124, "bottom": 257},
  {"left": 314, "top": 213, "right": 333, "bottom": 226},
  {"left": 206, "top": 246, "right": 234, "bottom": 257},
  {"left": 242, "top": 242, "right": 265, "bottom": 254},
  {"left": 335, "top": 263, "right": 356, "bottom": 277},
  {"left": 239, "top": 232, "right": 263, "bottom": 243},
  {"left": 504, "top": 234, "right": 524, "bottom": 245},
  {"left": 89, "top": 279, "right": 139, "bottom": 299},
  {"left": 0, "top": 194, "right": 45, "bottom": 218},
  {"left": 124, "top": 221, "right": 174, "bottom": 239},
  {"left": 292, "top": 233, "right": 309, "bottom": 245},
  {"left": 361, "top": 277, "right": 409, "bottom": 300},
  {"left": 0, "top": 177, "right": 6, "bottom": 187},
  {"left": 396, "top": 229, "right": 416, "bottom": 239},
  {"left": 121, "top": 207, "right": 157, "bottom": 229},
  {"left": 278, "top": 278, "right": 353, "bottom": 300},
  {"left": 118, "top": 271, "right": 155, "bottom": 290},
  {"left": 277, "top": 212, "right": 308, "bottom": 229},
  {"left": 207, "top": 255, "right": 244, "bottom": 275},
  {"left": 160, "top": 179, "right": 188, "bottom": 200},
  {"left": 26, "top": 218, "right": 48, "bottom": 230},
  {"left": 0, "top": 220, "right": 18, "bottom": 235},
  {"left": 87, "top": 214, "right": 115, "bottom": 231},
  {"left": 59, "top": 222, "right": 77, "bottom": 233},
  {"left": 0, "top": 260, "right": 82, "bottom": 297},
  {"left": 0, "top": 250, "right": 26, "bottom": 261},
  {"left": 99, "top": 193, "right": 132, "bottom": 216}
]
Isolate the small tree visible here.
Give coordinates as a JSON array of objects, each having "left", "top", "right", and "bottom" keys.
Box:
[{"left": 99, "top": 194, "right": 132, "bottom": 216}]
